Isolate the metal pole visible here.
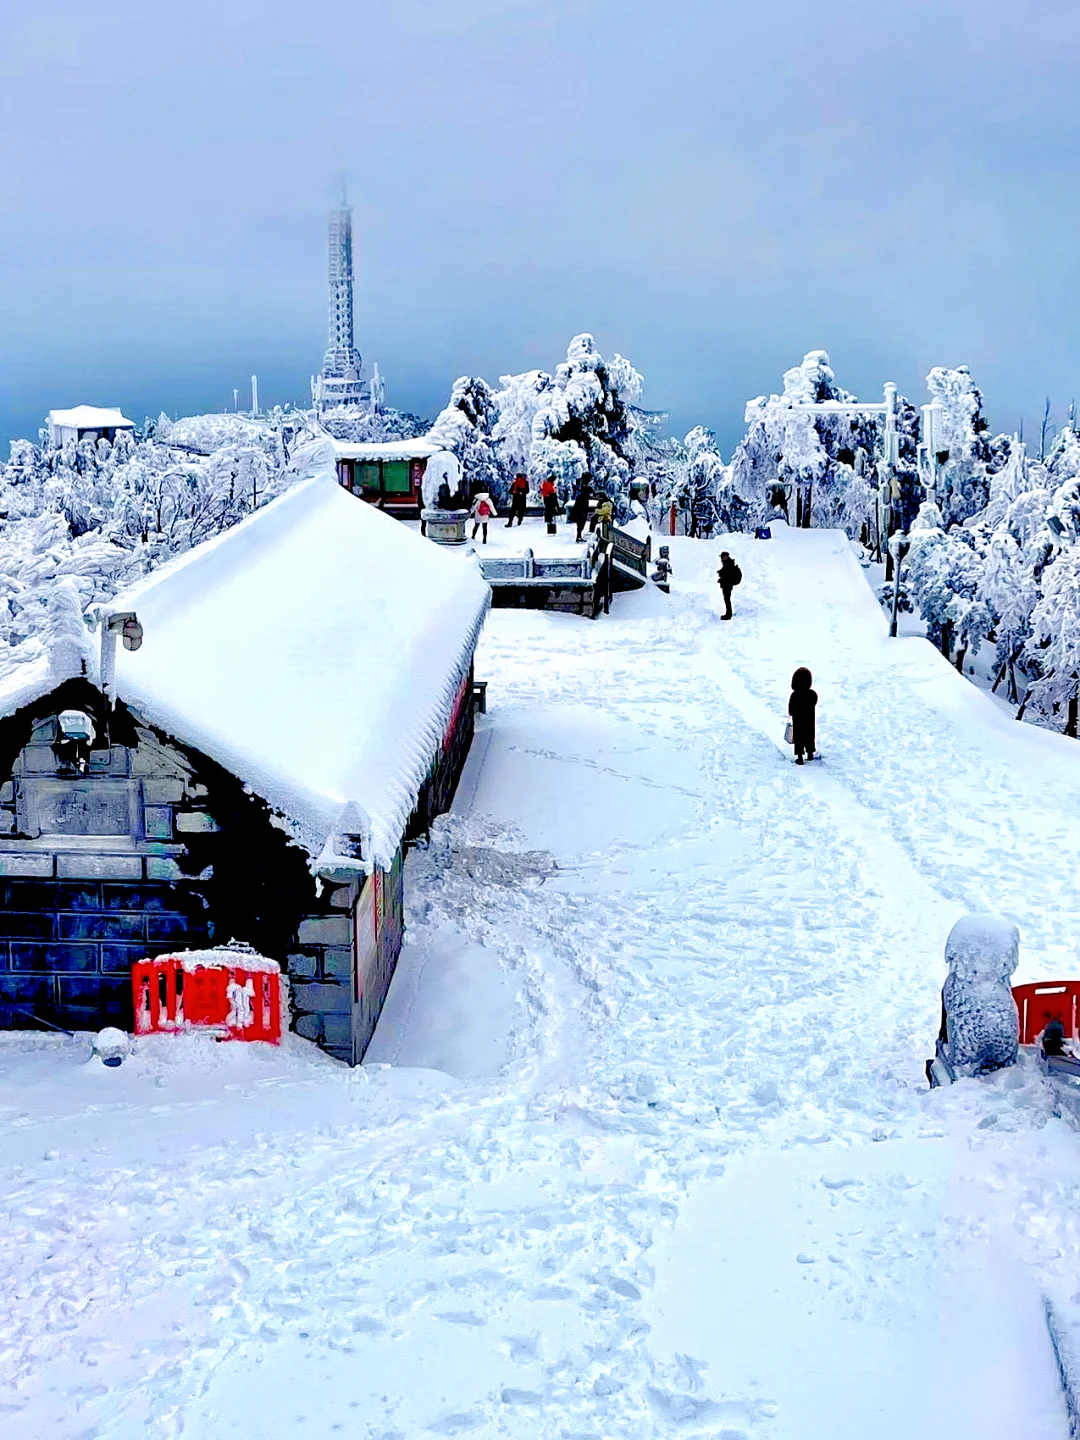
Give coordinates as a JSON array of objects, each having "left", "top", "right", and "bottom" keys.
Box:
[{"left": 889, "top": 535, "right": 908, "bottom": 638}]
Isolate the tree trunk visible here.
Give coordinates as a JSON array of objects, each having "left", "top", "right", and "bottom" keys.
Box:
[
  {"left": 939, "top": 622, "right": 953, "bottom": 661},
  {"left": 955, "top": 646, "right": 966, "bottom": 674},
  {"left": 802, "top": 484, "right": 812, "bottom": 528},
  {"left": 1068, "top": 690, "right": 1079, "bottom": 739},
  {"left": 991, "top": 659, "right": 1006, "bottom": 694},
  {"left": 1007, "top": 655, "right": 1019, "bottom": 705},
  {"left": 1016, "top": 686, "right": 1033, "bottom": 721}
]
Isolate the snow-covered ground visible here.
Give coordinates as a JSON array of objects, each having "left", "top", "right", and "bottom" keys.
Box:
[
  {"left": 407, "top": 514, "right": 593, "bottom": 559},
  {"left": 4, "top": 523, "right": 1080, "bottom": 1439}
]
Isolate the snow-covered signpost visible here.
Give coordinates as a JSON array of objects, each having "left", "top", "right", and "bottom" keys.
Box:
[{"left": 781, "top": 382, "right": 899, "bottom": 562}]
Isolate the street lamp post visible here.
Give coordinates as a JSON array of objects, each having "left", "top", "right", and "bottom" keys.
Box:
[
  {"left": 888, "top": 530, "right": 910, "bottom": 638},
  {"left": 918, "top": 402, "right": 945, "bottom": 504}
]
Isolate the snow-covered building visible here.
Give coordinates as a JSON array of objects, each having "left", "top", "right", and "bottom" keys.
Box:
[
  {"left": 0, "top": 471, "right": 490, "bottom": 1063},
  {"left": 330, "top": 435, "right": 441, "bottom": 513},
  {"left": 47, "top": 406, "right": 135, "bottom": 448}
]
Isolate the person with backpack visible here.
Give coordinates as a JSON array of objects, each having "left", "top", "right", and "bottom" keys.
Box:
[
  {"left": 717, "top": 551, "right": 742, "bottom": 619},
  {"left": 505, "top": 473, "right": 529, "bottom": 527},
  {"left": 470, "top": 492, "right": 497, "bottom": 544},
  {"left": 787, "top": 666, "right": 818, "bottom": 764}
]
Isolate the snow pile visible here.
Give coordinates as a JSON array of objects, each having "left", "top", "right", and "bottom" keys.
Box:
[{"left": 104, "top": 466, "right": 490, "bottom": 870}]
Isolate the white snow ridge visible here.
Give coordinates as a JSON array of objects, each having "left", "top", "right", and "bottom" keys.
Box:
[{"left": 3, "top": 523, "right": 1080, "bottom": 1439}]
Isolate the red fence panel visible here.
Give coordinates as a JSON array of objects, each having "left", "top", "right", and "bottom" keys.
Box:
[{"left": 133, "top": 954, "right": 281, "bottom": 1043}]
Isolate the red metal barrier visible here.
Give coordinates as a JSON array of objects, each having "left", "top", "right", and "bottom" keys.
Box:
[
  {"left": 133, "top": 952, "right": 282, "bottom": 1043},
  {"left": 1013, "top": 981, "right": 1080, "bottom": 1047}
]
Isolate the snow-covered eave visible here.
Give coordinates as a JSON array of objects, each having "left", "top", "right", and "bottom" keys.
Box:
[
  {"left": 328, "top": 437, "right": 441, "bottom": 462},
  {"left": 348, "top": 579, "right": 492, "bottom": 873},
  {"left": 0, "top": 652, "right": 87, "bottom": 725}
]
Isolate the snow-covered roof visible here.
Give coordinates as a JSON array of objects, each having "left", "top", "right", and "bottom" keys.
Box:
[
  {"left": 328, "top": 436, "right": 441, "bottom": 462},
  {"left": 47, "top": 406, "right": 134, "bottom": 430},
  {"left": 86, "top": 471, "right": 489, "bottom": 871}
]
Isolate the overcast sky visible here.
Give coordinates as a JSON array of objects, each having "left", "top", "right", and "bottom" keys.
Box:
[{"left": 1, "top": 0, "right": 1078, "bottom": 453}]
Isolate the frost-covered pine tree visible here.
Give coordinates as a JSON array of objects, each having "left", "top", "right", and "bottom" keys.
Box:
[
  {"left": 905, "top": 501, "right": 990, "bottom": 666},
  {"left": 731, "top": 350, "right": 890, "bottom": 538},
  {"left": 528, "top": 334, "right": 643, "bottom": 512},
  {"left": 970, "top": 440, "right": 1053, "bottom": 701},
  {"left": 924, "top": 366, "right": 998, "bottom": 526},
  {"left": 1026, "top": 549, "right": 1080, "bottom": 734},
  {"left": 427, "top": 377, "right": 506, "bottom": 501},
  {"left": 491, "top": 370, "right": 555, "bottom": 482}
]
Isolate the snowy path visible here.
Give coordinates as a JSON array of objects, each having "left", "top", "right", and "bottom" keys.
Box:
[{"left": 4, "top": 525, "right": 1080, "bottom": 1438}]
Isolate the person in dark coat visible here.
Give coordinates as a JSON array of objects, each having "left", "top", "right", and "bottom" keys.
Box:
[
  {"left": 505, "top": 473, "right": 529, "bottom": 527},
  {"left": 788, "top": 666, "right": 817, "bottom": 764},
  {"left": 568, "top": 479, "right": 591, "bottom": 543},
  {"left": 540, "top": 477, "right": 560, "bottom": 534},
  {"left": 717, "top": 551, "right": 741, "bottom": 619}
]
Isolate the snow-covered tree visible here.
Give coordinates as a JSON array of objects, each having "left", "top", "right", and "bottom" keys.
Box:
[
  {"left": 427, "top": 377, "right": 505, "bottom": 501},
  {"left": 1026, "top": 549, "right": 1080, "bottom": 734},
  {"left": 924, "top": 366, "right": 997, "bottom": 526},
  {"left": 492, "top": 370, "right": 555, "bottom": 480},
  {"left": 0, "top": 412, "right": 301, "bottom": 686},
  {"left": 905, "top": 501, "right": 990, "bottom": 665},
  {"left": 731, "top": 350, "right": 894, "bottom": 539},
  {"left": 528, "top": 334, "right": 643, "bottom": 511}
]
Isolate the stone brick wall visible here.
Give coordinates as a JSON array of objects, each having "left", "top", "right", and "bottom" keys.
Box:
[
  {"left": 0, "top": 697, "right": 219, "bottom": 1032},
  {"left": 288, "top": 889, "right": 356, "bottom": 1060},
  {"left": 0, "top": 875, "right": 211, "bottom": 1030}
]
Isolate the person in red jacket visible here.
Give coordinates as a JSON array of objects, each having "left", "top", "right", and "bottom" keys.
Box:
[
  {"left": 540, "top": 478, "right": 560, "bottom": 535},
  {"left": 506, "top": 473, "right": 529, "bottom": 527}
]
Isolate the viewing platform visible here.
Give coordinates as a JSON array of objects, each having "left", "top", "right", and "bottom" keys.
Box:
[{"left": 407, "top": 515, "right": 652, "bottom": 617}]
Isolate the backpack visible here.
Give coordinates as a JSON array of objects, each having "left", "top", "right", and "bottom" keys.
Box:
[{"left": 730, "top": 563, "right": 742, "bottom": 586}]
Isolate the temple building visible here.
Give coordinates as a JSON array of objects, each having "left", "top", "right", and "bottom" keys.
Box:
[
  {"left": 0, "top": 468, "right": 489, "bottom": 1063},
  {"left": 47, "top": 407, "right": 135, "bottom": 448}
]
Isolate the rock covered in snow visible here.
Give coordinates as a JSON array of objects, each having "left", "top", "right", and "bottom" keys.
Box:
[{"left": 942, "top": 913, "right": 1020, "bottom": 1077}]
